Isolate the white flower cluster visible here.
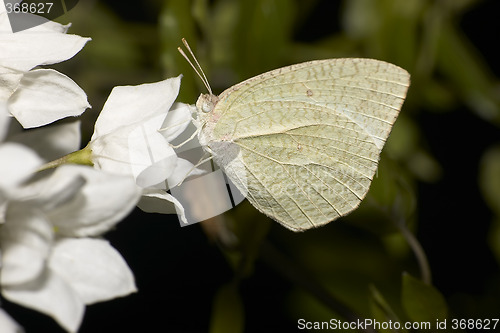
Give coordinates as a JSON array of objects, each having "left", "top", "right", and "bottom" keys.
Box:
[{"left": 0, "top": 2, "right": 198, "bottom": 331}]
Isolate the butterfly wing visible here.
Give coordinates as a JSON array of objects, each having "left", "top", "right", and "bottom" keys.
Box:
[{"left": 207, "top": 59, "right": 410, "bottom": 231}]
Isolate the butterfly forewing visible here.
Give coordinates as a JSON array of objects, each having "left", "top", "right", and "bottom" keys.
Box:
[{"left": 203, "top": 58, "right": 410, "bottom": 231}]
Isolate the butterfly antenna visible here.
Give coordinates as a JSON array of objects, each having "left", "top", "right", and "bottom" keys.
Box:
[{"left": 178, "top": 38, "right": 213, "bottom": 95}]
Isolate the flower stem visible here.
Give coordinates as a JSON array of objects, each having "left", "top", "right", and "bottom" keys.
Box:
[
  {"left": 37, "top": 145, "right": 94, "bottom": 172},
  {"left": 396, "top": 218, "right": 432, "bottom": 285}
]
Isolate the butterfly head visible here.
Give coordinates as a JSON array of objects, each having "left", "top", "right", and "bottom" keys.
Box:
[
  {"left": 194, "top": 93, "right": 222, "bottom": 146},
  {"left": 196, "top": 93, "right": 219, "bottom": 114}
]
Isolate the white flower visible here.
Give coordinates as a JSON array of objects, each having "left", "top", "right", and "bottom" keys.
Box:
[
  {"left": 0, "top": 164, "right": 141, "bottom": 332},
  {"left": 7, "top": 121, "right": 82, "bottom": 163},
  {"left": 0, "top": 2, "right": 90, "bottom": 128},
  {"left": 0, "top": 142, "right": 43, "bottom": 192},
  {"left": 0, "top": 142, "right": 45, "bottom": 333},
  {"left": 0, "top": 308, "right": 22, "bottom": 333},
  {"left": 89, "top": 75, "right": 203, "bottom": 223},
  {"left": 0, "top": 85, "right": 139, "bottom": 332}
]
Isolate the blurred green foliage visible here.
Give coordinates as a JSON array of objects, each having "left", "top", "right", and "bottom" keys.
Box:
[
  {"left": 47, "top": 0, "right": 500, "bottom": 332},
  {"left": 210, "top": 282, "right": 245, "bottom": 333},
  {"left": 402, "top": 273, "right": 448, "bottom": 323}
]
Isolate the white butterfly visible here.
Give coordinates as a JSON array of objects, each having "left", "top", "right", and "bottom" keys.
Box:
[{"left": 179, "top": 39, "right": 410, "bottom": 231}]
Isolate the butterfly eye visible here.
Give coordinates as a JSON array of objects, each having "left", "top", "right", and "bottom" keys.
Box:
[{"left": 202, "top": 100, "right": 213, "bottom": 113}]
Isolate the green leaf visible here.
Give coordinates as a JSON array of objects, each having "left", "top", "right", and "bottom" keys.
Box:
[
  {"left": 401, "top": 273, "right": 448, "bottom": 322},
  {"left": 159, "top": 0, "right": 200, "bottom": 102},
  {"left": 369, "top": 285, "right": 408, "bottom": 333},
  {"left": 223, "top": 205, "right": 271, "bottom": 277},
  {"left": 209, "top": 283, "right": 245, "bottom": 333},
  {"left": 342, "top": 0, "right": 423, "bottom": 67},
  {"left": 232, "top": 0, "right": 296, "bottom": 78},
  {"left": 436, "top": 20, "right": 500, "bottom": 124},
  {"left": 479, "top": 145, "right": 500, "bottom": 215},
  {"left": 480, "top": 145, "right": 500, "bottom": 264},
  {"left": 488, "top": 218, "right": 500, "bottom": 266}
]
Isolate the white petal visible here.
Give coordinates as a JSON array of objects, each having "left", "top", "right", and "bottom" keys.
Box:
[
  {"left": 8, "top": 69, "right": 90, "bottom": 128},
  {"left": 0, "top": 11, "right": 12, "bottom": 32},
  {"left": 0, "top": 67, "right": 22, "bottom": 102},
  {"left": 130, "top": 131, "right": 178, "bottom": 188},
  {"left": 0, "top": 308, "right": 24, "bottom": 333},
  {"left": 0, "top": 102, "right": 10, "bottom": 141},
  {"left": 166, "top": 158, "right": 206, "bottom": 189},
  {"left": 0, "top": 32, "right": 90, "bottom": 72},
  {"left": 49, "top": 238, "right": 137, "bottom": 304},
  {"left": 8, "top": 121, "right": 81, "bottom": 162},
  {"left": 2, "top": 269, "right": 85, "bottom": 333},
  {"left": 24, "top": 166, "right": 86, "bottom": 212},
  {"left": 0, "top": 205, "right": 53, "bottom": 286},
  {"left": 46, "top": 166, "right": 141, "bottom": 237},
  {"left": 138, "top": 189, "right": 188, "bottom": 224},
  {"left": 161, "top": 103, "right": 193, "bottom": 142},
  {"left": 0, "top": 143, "right": 42, "bottom": 189},
  {"left": 91, "top": 117, "right": 177, "bottom": 187},
  {"left": 89, "top": 131, "right": 136, "bottom": 176},
  {"left": 92, "top": 76, "right": 181, "bottom": 138}
]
